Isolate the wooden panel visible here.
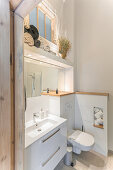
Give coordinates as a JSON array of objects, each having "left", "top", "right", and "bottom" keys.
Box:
[
  {"left": 24, "top": 14, "right": 30, "bottom": 28},
  {"left": 93, "top": 124, "right": 104, "bottom": 129},
  {"left": 42, "top": 91, "right": 109, "bottom": 97},
  {"left": 41, "top": 91, "right": 74, "bottom": 97},
  {"left": 10, "top": 11, "right": 15, "bottom": 170},
  {"left": 0, "top": 1, "right": 11, "bottom": 170},
  {"left": 15, "top": 0, "right": 42, "bottom": 18},
  {"left": 14, "top": 13, "right": 24, "bottom": 170},
  {"left": 75, "top": 91, "right": 109, "bottom": 96},
  {"left": 10, "top": 0, "right": 23, "bottom": 10}
]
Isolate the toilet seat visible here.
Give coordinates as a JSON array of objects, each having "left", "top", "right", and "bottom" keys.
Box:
[{"left": 68, "top": 130, "right": 94, "bottom": 152}]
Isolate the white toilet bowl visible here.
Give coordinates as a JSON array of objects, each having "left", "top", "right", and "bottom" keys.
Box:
[{"left": 68, "top": 130, "right": 95, "bottom": 154}]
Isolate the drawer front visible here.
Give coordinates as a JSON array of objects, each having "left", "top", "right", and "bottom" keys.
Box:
[
  {"left": 25, "top": 122, "right": 67, "bottom": 170},
  {"left": 38, "top": 122, "right": 66, "bottom": 157},
  {"left": 41, "top": 144, "right": 67, "bottom": 170}
]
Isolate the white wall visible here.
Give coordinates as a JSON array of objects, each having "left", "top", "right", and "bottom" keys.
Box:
[
  {"left": 75, "top": 94, "right": 108, "bottom": 156},
  {"left": 49, "top": 96, "right": 61, "bottom": 116},
  {"left": 25, "top": 95, "right": 49, "bottom": 122},
  {"left": 74, "top": 0, "right": 113, "bottom": 151},
  {"left": 60, "top": 95, "right": 75, "bottom": 133},
  {"left": 64, "top": 68, "right": 74, "bottom": 92},
  {"left": 46, "top": 0, "right": 75, "bottom": 64},
  {"left": 47, "top": 94, "right": 75, "bottom": 132},
  {"left": 58, "top": 69, "right": 65, "bottom": 91},
  {"left": 45, "top": 0, "right": 75, "bottom": 91}
]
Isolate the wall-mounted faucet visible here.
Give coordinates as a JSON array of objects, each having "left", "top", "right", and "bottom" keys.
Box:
[
  {"left": 33, "top": 113, "right": 39, "bottom": 125},
  {"left": 33, "top": 108, "right": 48, "bottom": 123}
]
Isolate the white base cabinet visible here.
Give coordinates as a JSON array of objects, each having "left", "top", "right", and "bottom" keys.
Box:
[{"left": 25, "top": 122, "right": 67, "bottom": 170}]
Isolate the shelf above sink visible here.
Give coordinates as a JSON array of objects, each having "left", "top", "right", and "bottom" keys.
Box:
[{"left": 24, "top": 43, "right": 73, "bottom": 69}]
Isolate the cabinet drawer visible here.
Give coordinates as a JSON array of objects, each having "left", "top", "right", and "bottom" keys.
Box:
[
  {"left": 25, "top": 122, "right": 67, "bottom": 170},
  {"left": 38, "top": 124, "right": 66, "bottom": 163},
  {"left": 41, "top": 144, "right": 67, "bottom": 170}
]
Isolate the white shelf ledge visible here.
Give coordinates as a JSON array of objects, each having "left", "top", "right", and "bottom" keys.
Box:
[{"left": 24, "top": 43, "right": 73, "bottom": 69}]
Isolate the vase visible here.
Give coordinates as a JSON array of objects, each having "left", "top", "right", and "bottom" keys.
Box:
[{"left": 62, "top": 53, "right": 67, "bottom": 59}]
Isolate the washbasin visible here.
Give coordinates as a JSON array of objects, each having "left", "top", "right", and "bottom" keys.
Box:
[
  {"left": 26, "top": 119, "right": 57, "bottom": 138},
  {"left": 25, "top": 114, "right": 67, "bottom": 148}
]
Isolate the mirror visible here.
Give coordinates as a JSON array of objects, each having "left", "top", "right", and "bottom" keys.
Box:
[
  {"left": 26, "top": 72, "right": 42, "bottom": 97},
  {"left": 24, "top": 57, "right": 65, "bottom": 98}
]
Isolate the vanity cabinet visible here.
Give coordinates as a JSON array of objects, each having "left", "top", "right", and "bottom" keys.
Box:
[{"left": 25, "top": 121, "right": 67, "bottom": 170}]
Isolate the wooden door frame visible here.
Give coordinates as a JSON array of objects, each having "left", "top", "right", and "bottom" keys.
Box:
[
  {"left": 13, "top": 1, "right": 42, "bottom": 170},
  {"left": 14, "top": 13, "right": 25, "bottom": 170},
  {"left": 0, "top": 1, "right": 11, "bottom": 170}
]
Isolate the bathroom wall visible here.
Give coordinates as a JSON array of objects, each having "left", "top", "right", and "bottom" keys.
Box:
[
  {"left": 48, "top": 94, "right": 75, "bottom": 132},
  {"left": 25, "top": 95, "right": 61, "bottom": 123},
  {"left": 75, "top": 94, "right": 108, "bottom": 156},
  {"left": 74, "top": 0, "right": 113, "bottom": 151},
  {"left": 25, "top": 95, "right": 49, "bottom": 122},
  {"left": 25, "top": 94, "right": 75, "bottom": 127},
  {"left": 46, "top": 0, "right": 75, "bottom": 64},
  {"left": 64, "top": 68, "right": 74, "bottom": 92},
  {"left": 60, "top": 95, "right": 75, "bottom": 133},
  {"left": 44, "top": 0, "right": 75, "bottom": 91},
  {"left": 49, "top": 96, "right": 61, "bottom": 116}
]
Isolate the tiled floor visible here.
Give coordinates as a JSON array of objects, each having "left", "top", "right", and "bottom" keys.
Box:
[{"left": 55, "top": 151, "right": 113, "bottom": 170}]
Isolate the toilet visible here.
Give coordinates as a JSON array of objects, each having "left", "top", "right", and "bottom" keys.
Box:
[
  {"left": 68, "top": 130, "right": 95, "bottom": 154},
  {"left": 61, "top": 105, "right": 95, "bottom": 155}
]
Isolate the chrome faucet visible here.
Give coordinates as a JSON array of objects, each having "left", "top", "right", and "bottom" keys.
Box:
[{"left": 33, "top": 113, "right": 39, "bottom": 125}]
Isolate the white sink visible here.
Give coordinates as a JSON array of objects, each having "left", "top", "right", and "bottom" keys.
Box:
[
  {"left": 26, "top": 119, "right": 57, "bottom": 138},
  {"left": 25, "top": 114, "right": 67, "bottom": 148}
]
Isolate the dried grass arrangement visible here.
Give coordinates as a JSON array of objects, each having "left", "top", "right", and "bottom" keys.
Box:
[{"left": 58, "top": 37, "right": 71, "bottom": 59}]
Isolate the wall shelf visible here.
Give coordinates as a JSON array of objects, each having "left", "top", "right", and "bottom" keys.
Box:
[
  {"left": 75, "top": 91, "right": 109, "bottom": 96},
  {"left": 24, "top": 43, "right": 73, "bottom": 69},
  {"left": 41, "top": 91, "right": 74, "bottom": 97},
  {"left": 93, "top": 124, "right": 104, "bottom": 129}
]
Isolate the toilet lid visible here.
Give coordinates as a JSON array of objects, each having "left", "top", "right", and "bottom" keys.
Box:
[{"left": 68, "top": 130, "right": 94, "bottom": 147}]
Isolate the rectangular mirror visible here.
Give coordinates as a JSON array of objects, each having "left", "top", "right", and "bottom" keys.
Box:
[{"left": 24, "top": 57, "right": 65, "bottom": 98}]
